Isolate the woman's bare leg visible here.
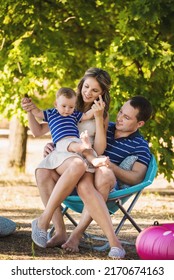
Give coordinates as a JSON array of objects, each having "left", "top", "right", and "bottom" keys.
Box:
[
  {"left": 35, "top": 157, "right": 86, "bottom": 233},
  {"left": 36, "top": 168, "right": 68, "bottom": 247}
]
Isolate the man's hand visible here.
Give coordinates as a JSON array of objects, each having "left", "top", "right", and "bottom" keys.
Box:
[{"left": 21, "top": 97, "right": 36, "bottom": 112}]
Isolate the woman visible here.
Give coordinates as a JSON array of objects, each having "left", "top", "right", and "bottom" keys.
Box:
[{"left": 22, "top": 68, "right": 125, "bottom": 259}]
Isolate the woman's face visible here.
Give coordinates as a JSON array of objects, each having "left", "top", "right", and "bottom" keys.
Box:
[{"left": 81, "top": 77, "right": 103, "bottom": 104}]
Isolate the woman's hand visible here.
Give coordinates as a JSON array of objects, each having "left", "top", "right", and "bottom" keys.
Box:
[
  {"left": 21, "top": 97, "right": 36, "bottom": 112},
  {"left": 43, "top": 142, "right": 55, "bottom": 157},
  {"left": 91, "top": 95, "right": 105, "bottom": 118}
]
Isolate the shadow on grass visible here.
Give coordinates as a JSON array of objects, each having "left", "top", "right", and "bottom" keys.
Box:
[{"left": 0, "top": 215, "right": 140, "bottom": 260}]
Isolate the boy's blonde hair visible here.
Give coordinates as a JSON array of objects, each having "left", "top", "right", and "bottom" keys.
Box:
[{"left": 56, "top": 87, "right": 77, "bottom": 99}]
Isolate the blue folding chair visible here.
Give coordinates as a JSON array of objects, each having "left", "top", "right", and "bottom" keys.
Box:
[{"left": 49, "top": 154, "right": 157, "bottom": 251}]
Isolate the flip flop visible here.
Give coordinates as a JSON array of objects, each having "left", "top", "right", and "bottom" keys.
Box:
[
  {"left": 31, "top": 219, "right": 47, "bottom": 248},
  {"left": 108, "top": 247, "right": 126, "bottom": 259}
]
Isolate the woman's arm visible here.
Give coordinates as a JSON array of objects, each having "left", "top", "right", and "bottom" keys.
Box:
[
  {"left": 92, "top": 96, "right": 108, "bottom": 155},
  {"left": 94, "top": 114, "right": 108, "bottom": 155}
]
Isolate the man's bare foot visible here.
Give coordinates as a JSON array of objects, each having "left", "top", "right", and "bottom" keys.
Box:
[
  {"left": 61, "top": 235, "right": 80, "bottom": 253},
  {"left": 47, "top": 233, "right": 68, "bottom": 248}
]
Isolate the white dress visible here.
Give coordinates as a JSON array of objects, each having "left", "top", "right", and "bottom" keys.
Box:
[{"left": 36, "top": 119, "right": 96, "bottom": 173}]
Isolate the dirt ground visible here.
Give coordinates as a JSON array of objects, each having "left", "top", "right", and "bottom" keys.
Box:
[{"left": 0, "top": 136, "right": 174, "bottom": 260}]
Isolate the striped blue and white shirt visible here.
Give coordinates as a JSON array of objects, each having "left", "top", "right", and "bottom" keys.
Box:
[
  {"left": 104, "top": 122, "right": 151, "bottom": 167},
  {"left": 43, "top": 108, "right": 83, "bottom": 144}
]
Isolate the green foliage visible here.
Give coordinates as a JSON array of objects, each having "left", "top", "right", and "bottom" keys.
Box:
[
  {"left": 98, "top": 0, "right": 174, "bottom": 181},
  {"left": 0, "top": 0, "right": 173, "bottom": 179}
]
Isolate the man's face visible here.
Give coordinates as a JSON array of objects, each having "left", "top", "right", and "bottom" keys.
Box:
[{"left": 115, "top": 101, "right": 144, "bottom": 134}]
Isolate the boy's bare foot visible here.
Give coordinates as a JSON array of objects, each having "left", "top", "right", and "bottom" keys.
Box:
[
  {"left": 68, "top": 130, "right": 92, "bottom": 153},
  {"left": 80, "top": 130, "right": 92, "bottom": 151},
  {"left": 91, "top": 156, "right": 110, "bottom": 167}
]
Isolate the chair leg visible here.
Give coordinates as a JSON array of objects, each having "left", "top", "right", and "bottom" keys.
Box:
[
  {"left": 62, "top": 206, "right": 78, "bottom": 227},
  {"left": 114, "top": 193, "right": 142, "bottom": 235},
  {"left": 115, "top": 200, "right": 141, "bottom": 235}
]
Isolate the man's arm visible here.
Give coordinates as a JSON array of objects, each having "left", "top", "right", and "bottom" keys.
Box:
[
  {"left": 109, "top": 161, "right": 147, "bottom": 186},
  {"left": 22, "top": 97, "right": 44, "bottom": 119},
  {"left": 28, "top": 112, "right": 50, "bottom": 137}
]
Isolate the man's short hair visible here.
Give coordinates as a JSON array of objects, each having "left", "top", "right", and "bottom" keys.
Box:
[{"left": 129, "top": 95, "right": 153, "bottom": 122}]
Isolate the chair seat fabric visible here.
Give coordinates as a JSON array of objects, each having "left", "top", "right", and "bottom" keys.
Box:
[{"left": 63, "top": 155, "right": 157, "bottom": 214}]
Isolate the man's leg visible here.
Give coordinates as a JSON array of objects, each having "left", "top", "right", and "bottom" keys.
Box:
[
  {"left": 62, "top": 167, "right": 116, "bottom": 252},
  {"left": 35, "top": 168, "right": 67, "bottom": 247}
]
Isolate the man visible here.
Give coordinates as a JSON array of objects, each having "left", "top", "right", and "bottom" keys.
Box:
[
  {"left": 104, "top": 95, "right": 151, "bottom": 185},
  {"left": 40, "top": 95, "right": 152, "bottom": 252}
]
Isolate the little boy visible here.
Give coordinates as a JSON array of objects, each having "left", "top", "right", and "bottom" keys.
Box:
[{"left": 22, "top": 87, "right": 109, "bottom": 170}]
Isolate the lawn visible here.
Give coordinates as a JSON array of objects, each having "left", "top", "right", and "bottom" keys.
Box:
[{"left": 0, "top": 136, "right": 174, "bottom": 260}]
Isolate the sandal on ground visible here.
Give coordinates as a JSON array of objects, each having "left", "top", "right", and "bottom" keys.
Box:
[
  {"left": 31, "top": 219, "right": 47, "bottom": 248},
  {"left": 108, "top": 247, "right": 126, "bottom": 259}
]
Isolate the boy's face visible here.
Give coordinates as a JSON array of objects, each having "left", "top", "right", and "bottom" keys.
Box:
[{"left": 55, "top": 95, "right": 76, "bottom": 116}]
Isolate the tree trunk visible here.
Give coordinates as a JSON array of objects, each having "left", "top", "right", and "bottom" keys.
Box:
[{"left": 7, "top": 116, "right": 28, "bottom": 173}]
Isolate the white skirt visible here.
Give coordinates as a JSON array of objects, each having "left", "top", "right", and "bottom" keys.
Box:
[{"left": 37, "top": 151, "right": 95, "bottom": 173}]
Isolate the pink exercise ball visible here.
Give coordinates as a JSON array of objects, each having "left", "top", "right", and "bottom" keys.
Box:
[{"left": 136, "top": 222, "right": 174, "bottom": 260}]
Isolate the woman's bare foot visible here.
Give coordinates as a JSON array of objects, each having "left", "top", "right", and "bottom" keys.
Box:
[
  {"left": 61, "top": 235, "right": 80, "bottom": 253},
  {"left": 47, "top": 232, "right": 68, "bottom": 248}
]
